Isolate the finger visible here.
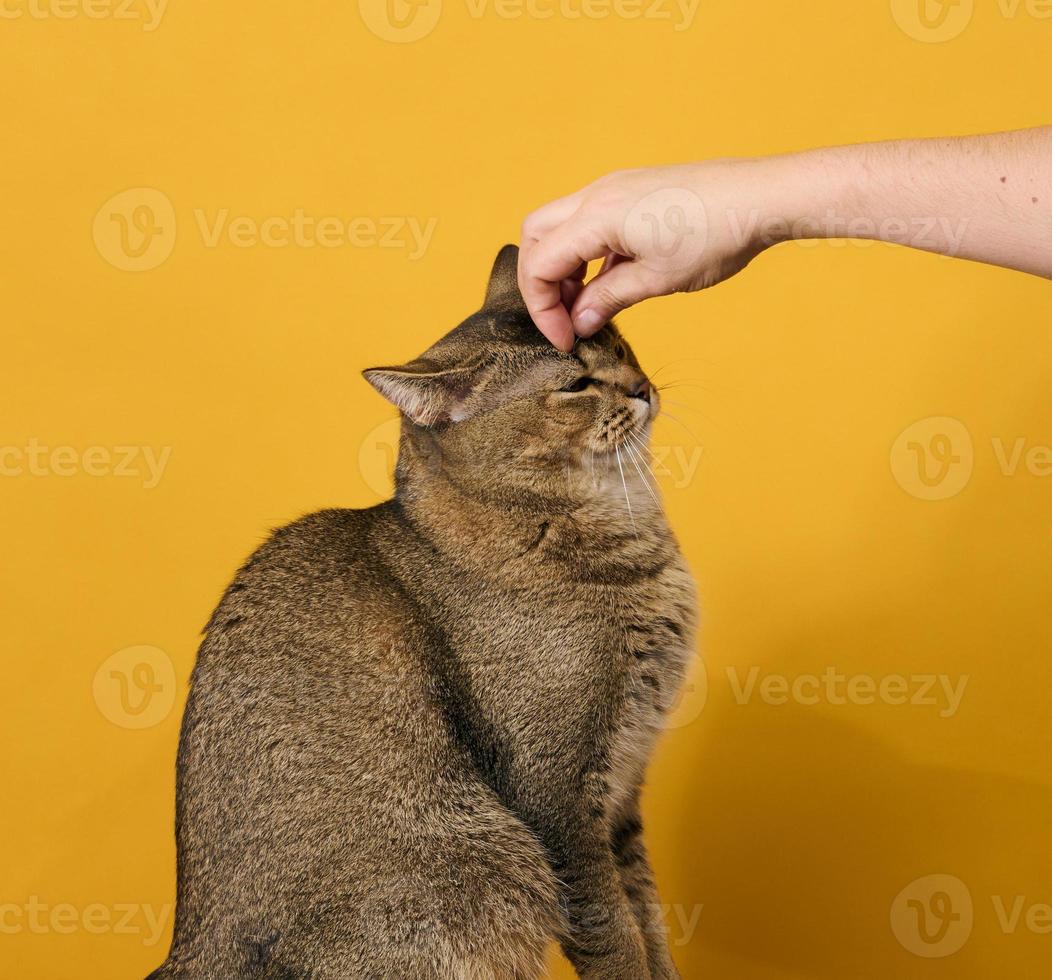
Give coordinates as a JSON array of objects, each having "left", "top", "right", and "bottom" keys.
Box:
[
  {"left": 517, "top": 245, "right": 576, "bottom": 351},
  {"left": 559, "top": 262, "right": 586, "bottom": 312},
  {"left": 517, "top": 194, "right": 587, "bottom": 352},
  {"left": 521, "top": 189, "right": 586, "bottom": 244},
  {"left": 598, "top": 251, "right": 627, "bottom": 276},
  {"left": 569, "top": 260, "right": 667, "bottom": 334},
  {"left": 519, "top": 219, "right": 612, "bottom": 351}
]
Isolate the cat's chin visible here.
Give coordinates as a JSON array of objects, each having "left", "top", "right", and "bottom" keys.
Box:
[{"left": 589, "top": 424, "right": 652, "bottom": 458}]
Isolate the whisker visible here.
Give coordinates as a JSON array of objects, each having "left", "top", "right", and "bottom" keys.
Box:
[
  {"left": 655, "top": 381, "right": 718, "bottom": 394},
  {"left": 658, "top": 398, "right": 705, "bottom": 413},
  {"left": 623, "top": 439, "right": 661, "bottom": 505},
  {"left": 614, "top": 445, "right": 639, "bottom": 539},
  {"left": 624, "top": 429, "right": 659, "bottom": 477},
  {"left": 649, "top": 355, "right": 727, "bottom": 379},
  {"left": 626, "top": 433, "right": 668, "bottom": 496},
  {"left": 648, "top": 362, "right": 684, "bottom": 383},
  {"left": 655, "top": 397, "right": 729, "bottom": 435},
  {"left": 655, "top": 411, "right": 703, "bottom": 444}
]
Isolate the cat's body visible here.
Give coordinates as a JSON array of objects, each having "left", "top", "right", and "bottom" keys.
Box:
[{"left": 151, "top": 246, "right": 698, "bottom": 979}]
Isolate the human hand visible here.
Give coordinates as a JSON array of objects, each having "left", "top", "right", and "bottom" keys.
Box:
[
  {"left": 519, "top": 130, "right": 1052, "bottom": 350},
  {"left": 517, "top": 160, "right": 786, "bottom": 350}
]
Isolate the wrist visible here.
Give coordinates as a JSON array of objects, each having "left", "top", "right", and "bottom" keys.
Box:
[
  {"left": 760, "top": 146, "right": 873, "bottom": 247},
  {"left": 691, "top": 152, "right": 862, "bottom": 254}
]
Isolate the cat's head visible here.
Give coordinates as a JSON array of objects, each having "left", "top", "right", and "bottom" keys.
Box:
[{"left": 364, "top": 245, "right": 658, "bottom": 504}]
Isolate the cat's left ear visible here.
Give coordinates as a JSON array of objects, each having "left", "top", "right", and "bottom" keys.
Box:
[
  {"left": 483, "top": 243, "right": 525, "bottom": 311},
  {"left": 363, "top": 361, "right": 486, "bottom": 426}
]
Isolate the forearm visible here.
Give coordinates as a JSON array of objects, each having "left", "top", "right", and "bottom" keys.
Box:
[{"left": 770, "top": 127, "right": 1052, "bottom": 276}]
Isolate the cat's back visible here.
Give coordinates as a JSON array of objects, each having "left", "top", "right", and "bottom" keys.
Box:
[
  {"left": 181, "top": 500, "right": 446, "bottom": 796},
  {"left": 194, "top": 501, "right": 422, "bottom": 674}
]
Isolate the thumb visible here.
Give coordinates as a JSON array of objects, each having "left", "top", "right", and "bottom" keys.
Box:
[{"left": 569, "top": 261, "right": 665, "bottom": 336}]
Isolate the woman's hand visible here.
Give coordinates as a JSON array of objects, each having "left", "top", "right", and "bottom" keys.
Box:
[
  {"left": 518, "top": 160, "right": 784, "bottom": 350},
  {"left": 518, "top": 129, "right": 1052, "bottom": 351}
]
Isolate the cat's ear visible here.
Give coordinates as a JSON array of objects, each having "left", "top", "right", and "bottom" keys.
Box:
[
  {"left": 483, "top": 243, "right": 525, "bottom": 311},
  {"left": 363, "top": 362, "right": 483, "bottom": 426}
]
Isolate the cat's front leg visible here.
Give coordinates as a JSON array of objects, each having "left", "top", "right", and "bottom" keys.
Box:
[
  {"left": 526, "top": 774, "right": 651, "bottom": 979},
  {"left": 611, "top": 799, "right": 682, "bottom": 980},
  {"left": 557, "top": 832, "right": 651, "bottom": 980}
]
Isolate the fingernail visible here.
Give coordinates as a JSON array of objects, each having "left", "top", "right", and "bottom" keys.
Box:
[{"left": 574, "top": 308, "right": 603, "bottom": 334}]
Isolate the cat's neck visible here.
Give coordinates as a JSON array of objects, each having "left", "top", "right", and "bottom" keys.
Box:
[{"left": 393, "top": 453, "right": 673, "bottom": 582}]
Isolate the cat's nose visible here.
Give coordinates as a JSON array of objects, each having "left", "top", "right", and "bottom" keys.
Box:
[{"left": 628, "top": 379, "right": 651, "bottom": 403}]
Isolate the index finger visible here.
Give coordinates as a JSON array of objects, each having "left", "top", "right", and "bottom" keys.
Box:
[
  {"left": 518, "top": 194, "right": 586, "bottom": 351},
  {"left": 518, "top": 218, "right": 611, "bottom": 352}
]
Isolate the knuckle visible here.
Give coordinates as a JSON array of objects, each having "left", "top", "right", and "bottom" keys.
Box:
[
  {"left": 521, "top": 214, "right": 540, "bottom": 242},
  {"left": 589, "top": 282, "right": 625, "bottom": 313}
]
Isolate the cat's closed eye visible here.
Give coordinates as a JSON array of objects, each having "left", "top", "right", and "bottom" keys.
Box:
[{"left": 559, "top": 377, "right": 596, "bottom": 394}]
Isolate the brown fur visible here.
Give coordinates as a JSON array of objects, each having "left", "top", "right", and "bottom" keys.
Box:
[{"left": 149, "top": 245, "right": 698, "bottom": 979}]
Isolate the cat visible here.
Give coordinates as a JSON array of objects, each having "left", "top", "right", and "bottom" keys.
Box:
[{"left": 149, "top": 245, "right": 698, "bottom": 980}]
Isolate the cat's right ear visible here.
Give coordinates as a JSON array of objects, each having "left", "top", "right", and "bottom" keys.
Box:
[{"left": 363, "top": 362, "right": 481, "bottom": 427}]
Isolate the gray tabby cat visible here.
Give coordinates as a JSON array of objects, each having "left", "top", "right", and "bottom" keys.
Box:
[{"left": 149, "top": 245, "right": 698, "bottom": 980}]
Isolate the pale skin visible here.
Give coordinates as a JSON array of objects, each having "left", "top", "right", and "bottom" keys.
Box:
[{"left": 518, "top": 127, "right": 1052, "bottom": 351}]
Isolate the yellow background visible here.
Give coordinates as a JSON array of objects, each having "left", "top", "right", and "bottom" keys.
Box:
[{"left": 2, "top": 1, "right": 1050, "bottom": 977}]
